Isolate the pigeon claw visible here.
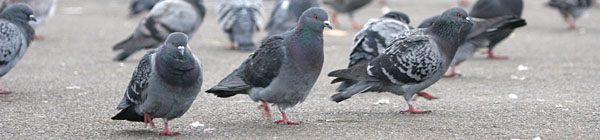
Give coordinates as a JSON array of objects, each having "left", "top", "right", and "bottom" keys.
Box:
[
  {"left": 144, "top": 113, "right": 156, "bottom": 128},
  {"left": 275, "top": 119, "right": 301, "bottom": 125},
  {"left": 487, "top": 51, "right": 508, "bottom": 60},
  {"left": 352, "top": 22, "right": 362, "bottom": 30},
  {"left": 0, "top": 90, "right": 11, "bottom": 94},
  {"left": 160, "top": 130, "right": 181, "bottom": 135},
  {"left": 401, "top": 104, "right": 431, "bottom": 114},
  {"left": 258, "top": 101, "right": 271, "bottom": 118}
]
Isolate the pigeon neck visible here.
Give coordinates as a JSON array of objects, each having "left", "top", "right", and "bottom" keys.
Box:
[
  {"left": 288, "top": 23, "right": 324, "bottom": 70},
  {"left": 155, "top": 47, "right": 200, "bottom": 87},
  {"left": 429, "top": 22, "right": 464, "bottom": 59},
  {"left": 0, "top": 14, "right": 35, "bottom": 44}
]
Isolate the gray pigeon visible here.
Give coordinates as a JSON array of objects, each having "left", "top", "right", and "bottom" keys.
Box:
[
  {"left": 335, "top": 11, "right": 411, "bottom": 92},
  {"left": 418, "top": 15, "right": 527, "bottom": 77},
  {"left": 0, "top": 0, "right": 54, "bottom": 28},
  {"left": 323, "top": 0, "right": 384, "bottom": 29},
  {"left": 0, "top": 3, "right": 36, "bottom": 94},
  {"left": 216, "top": 0, "right": 263, "bottom": 51},
  {"left": 469, "top": 0, "right": 523, "bottom": 59},
  {"left": 113, "top": 0, "right": 205, "bottom": 61},
  {"left": 111, "top": 32, "right": 203, "bottom": 135},
  {"left": 206, "top": 7, "right": 332, "bottom": 124},
  {"left": 547, "top": 0, "right": 595, "bottom": 29},
  {"left": 328, "top": 8, "right": 473, "bottom": 114},
  {"left": 128, "top": 0, "right": 161, "bottom": 17},
  {"left": 264, "top": 0, "right": 319, "bottom": 39}
]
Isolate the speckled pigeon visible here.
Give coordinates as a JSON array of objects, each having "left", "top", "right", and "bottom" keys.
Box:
[
  {"left": 328, "top": 8, "right": 473, "bottom": 114},
  {"left": 112, "top": 0, "right": 205, "bottom": 61},
  {"left": 216, "top": 0, "right": 263, "bottom": 51},
  {"left": 111, "top": 32, "right": 203, "bottom": 135},
  {"left": 469, "top": 0, "right": 523, "bottom": 59},
  {"left": 264, "top": 0, "right": 319, "bottom": 39},
  {"left": 335, "top": 11, "right": 411, "bottom": 92},
  {"left": 0, "top": 3, "right": 36, "bottom": 94},
  {"left": 418, "top": 15, "right": 527, "bottom": 77},
  {"left": 128, "top": 0, "right": 161, "bottom": 17},
  {"left": 206, "top": 7, "right": 332, "bottom": 124},
  {"left": 547, "top": 0, "right": 595, "bottom": 29}
]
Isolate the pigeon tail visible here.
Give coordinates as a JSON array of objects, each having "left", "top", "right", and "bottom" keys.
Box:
[
  {"left": 206, "top": 69, "right": 251, "bottom": 98},
  {"left": 331, "top": 81, "right": 374, "bottom": 102},
  {"left": 487, "top": 17, "right": 527, "bottom": 33},
  {"left": 328, "top": 63, "right": 375, "bottom": 83},
  {"left": 111, "top": 106, "right": 144, "bottom": 122}
]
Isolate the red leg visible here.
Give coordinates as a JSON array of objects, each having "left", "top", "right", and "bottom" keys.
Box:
[
  {"left": 567, "top": 16, "right": 577, "bottom": 30},
  {"left": 160, "top": 121, "right": 181, "bottom": 135},
  {"left": 275, "top": 110, "right": 301, "bottom": 125},
  {"left": 351, "top": 21, "right": 362, "bottom": 30},
  {"left": 487, "top": 50, "right": 508, "bottom": 60},
  {"left": 34, "top": 35, "right": 45, "bottom": 40},
  {"left": 258, "top": 101, "right": 271, "bottom": 118},
  {"left": 402, "top": 104, "right": 431, "bottom": 114},
  {"left": 331, "top": 12, "right": 339, "bottom": 26},
  {"left": 412, "top": 91, "right": 439, "bottom": 101},
  {"left": 226, "top": 43, "right": 236, "bottom": 50},
  {"left": 0, "top": 90, "right": 10, "bottom": 94},
  {"left": 144, "top": 113, "right": 155, "bottom": 128},
  {"left": 443, "top": 66, "right": 461, "bottom": 78}
]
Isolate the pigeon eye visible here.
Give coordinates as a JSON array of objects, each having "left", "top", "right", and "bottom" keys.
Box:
[
  {"left": 20, "top": 10, "right": 25, "bottom": 14},
  {"left": 457, "top": 13, "right": 462, "bottom": 17},
  {"left": 314, "top": 15, "right": 318, "bottom": 19}
]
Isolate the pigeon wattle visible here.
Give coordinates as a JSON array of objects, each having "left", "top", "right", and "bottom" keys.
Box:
[
  {"left": 216, "top": 0, "right": 263, "bottom": 51},
  {"left": 206, "top": 7, "right": 332, "bottom": 124},
  {"left": 328, "top": 8, "right": 473, "bottom": 114},
  {"left": 112, "top": 0, "right": 205, "bottom": 61},
  {"left": 111, "top": 32, "right": 203, "bottom": 135},
  {"left": 469, "top": 0, "right": 524, "bottom": 59},
  {"left": 0, "top": 3, "right": 36, "bottom": 94}
]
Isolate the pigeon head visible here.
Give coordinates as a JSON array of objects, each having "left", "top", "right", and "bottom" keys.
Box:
[
  {"left": 0, "top": 3, "right": 36, "bottom": 22},
  {"left": 383, "top": 11, "right": 410, "bottom": 24},
  {"left": 431, "top": 8, "right": 473, "bottom": 38},
  {"left": 299, "top": 7, "right": 333, "bottom": 32},
  {"left": 163, "top": 32, "right": 191, "bottom": 60}
]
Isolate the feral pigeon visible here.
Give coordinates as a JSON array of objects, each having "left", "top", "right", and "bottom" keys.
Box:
[
  {"left": 328, "top": 8, "right": 473, "bottom": 114},
  {"left": 206, "top": 7, "right": 332, "bottom": 124},
  {"left": 547, "top": 0, "right": 595, "bottom": 29},
  {"left": 469, "top": 0, "right": 523, "bottom": 59},
  {"left": 111, "top": 32, "right": 203, "bottom": 135},
  {"left": 418, "top": 15, "right": 527, "bottom": 77},
  {"left": 264, "top": 0, "right": 319, "bottom": 39},
  {"left": 335, "top": 11, "right": 411, "bottom": 92},
  {"left": 112, "top": 0, "right": 205, "bottom": 61},
  {"left": 323, "top": 0, "right": 384, "bottom": 29},
  {"left": 0, "top": 3, "right": 36, "bottom": 94},
  {"left": 128, "top": 0, "right": 161, "bottom": 17},
  {"left": 0, "top": 0, "right": 55, "bottom": 28},
  {"left": 216, "top": 0, "right": 263, "bottom": 51}
]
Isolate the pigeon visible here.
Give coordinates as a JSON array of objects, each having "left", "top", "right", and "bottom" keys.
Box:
[
  {"left": 0, "top": 0, "right": 54, "bottom": 28},
  {"left": 335, "top": 11, "right": 411, "bottom": 92},
  {"left": 323, "top": 0, "right": 385, "bottom": 29},
  {"left": 216, "top": 0, "right": 263, "bottom": 51},
  {"left": 546, "top": 0, "right": 595, "bottom": 29},
  {"left": 0, "top": 3, "right": 36, "bottom": 94},
  {"left": 328, "top": 8, "right": 473, "bottom": 114},
  {"left": 469, "top": 0, "right": 523, "bottom": 59},
  {"left": 264, "top": 0, "right": 319, "bottom": 39},
  {"left": 111, "top": 32, "right": 203, "bottom": 135},
  {"left": 419, "top": 15, "right": 527, "bottom": 77},
  {"left": 112, "top": 0, "right": 206, "bottom": 61},
  {"left": 206, "top": 7, "right": 332, "bottom": 124},
  {"left": 128, "top": 0, "right": 161, "bottom": 17}
]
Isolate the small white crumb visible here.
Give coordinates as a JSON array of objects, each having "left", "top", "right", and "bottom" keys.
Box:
[
  {"left": 592, "top": 112, "right": 600, "bottom": 115},
  {"left": 533, "top": 136, "right": 541, "bottom": 140},
  {"left": 119, "top": 63, "right": 125, "bottom": 67},
  {"left": 494, "top": 101, "right": 501, "bottom": 104},
  {"left": 536, "top": 98, "right": 545, "bottom": 102},
  {"left": 518, "top": 65, "right": 529, "bottom": 71},
  {"left": 203, "top": 128, "right": 216, "bottom": 132},
  {"left": 43, "top": 100, "right": 48, "bottom": 103},
  {"left": 77, "top": 92, "right": 87, "bottom": 96},
  {"left": 374, "top": 99, "right": 390, "bottom": 105},
  {"left": 381, "top": 6, "right": 391, "bottom": 14},
  {"left": 508, "top": 94, "right": 518, "bottom": 99},
  {"left": 73, "top": 71, "right": 79, "bottom": 75},
  {"left": 65, "top": 86, "right": 81, "bottom": 90},
  {"left": 510, "top": 75, "right": 519, "bottom": 80},
  {"left": 190, "top": 121, "right": 204, "bottom": 128},
  {"left": 555, "top": 104, "right": 563, "bottom": 108}
]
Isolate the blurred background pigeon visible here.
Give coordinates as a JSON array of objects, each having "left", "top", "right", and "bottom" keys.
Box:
[
  {"left": 469, "top": 0, "right": 524, "bottom": 60},
  {"left": 0, "top": 3, "right": 36, "bottom": 94},
  {"left": 546, "top": 0, "right": 595, "bottom": 29},
  {"left": 323, "top": 0, "right": 386, "bottom": 29},
  {"left": 216, "top": 0, "right": 263, "bottom": 51},
  {"left": 112, "top": 0, "right": 205, "bottom": 61},
  {"left": 127, "top": 0, "right": 161, "bottom": 17},
  {"left": 0, "top": 0, "right": 54, "bottom": 39},
  {"left": 264, "top": 0, "right": 319, "bottom": 39}
]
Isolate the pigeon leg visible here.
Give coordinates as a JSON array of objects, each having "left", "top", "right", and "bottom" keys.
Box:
[
  {"left": 412, "top": 91, "right": 439, "bottom": 101},
  {"left": 443, "top": 66, "right": 461, "bottom": 77},
  {"left": 566, "top": 16, "right": 577, "bottom": 30},
  {"left": 487, "top": 50, "right": 508, "bottom": 60},
  {"left": 275, "top": 108, "right": 301, "bottom": 125},
  {"left": 34, "top": 35, "right": 45, "bottom": 40},
  {"left": 144, "top": 113, "right": 156, "bottom": 128},
  {"left": 160, "top": 119, "right": 180, "bottom": 135},
  {"left": 402, "top": 94, "right": 431, "bottom": 114},
  {"left": 0, "top": 90, "right": 10, "bottom": 94},
  {"left": 331, "top": 12, "right": 339, "bottom": 26},
  {"left": 349, "top": 13, "right": 362, "bottom": 30},
  {"left": 226, "top": 43, "right": 236, "bottom": 50},
  {"left": 258, "top": 100, "right": 271, "bottom": 118}
]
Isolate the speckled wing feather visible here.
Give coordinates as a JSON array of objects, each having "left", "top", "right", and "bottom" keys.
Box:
[
  {"left": 239, "top": 35, "right": 285, "bottom": 87},
  {"left": 349, "top": 18, "right": 410, "bottom": 67},
  {"left": 367, "top": 31, "right": 442, "bottom": 84},
  {"left": 118, "top": 49, "right": 156, "bottom": 109},
  {"left": 216, "top": 0, "right": 263, "bottom": 32},
  {"left": 0, "top": 21, "right": 26, "bottom": 67}
]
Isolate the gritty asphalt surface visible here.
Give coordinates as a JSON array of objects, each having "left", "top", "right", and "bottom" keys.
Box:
[{"left": 0, "top": 0, "right": 599, "bottom": 139}]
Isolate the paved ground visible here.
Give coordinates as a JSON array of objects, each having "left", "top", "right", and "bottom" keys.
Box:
[{"left": 1, "top": 0, "right": 599, "bottom": 139}]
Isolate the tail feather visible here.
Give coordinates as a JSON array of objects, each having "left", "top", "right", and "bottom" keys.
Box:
[
  {"left": 331, "top": 81, "right": 373, "bottom": 102},
  {"left": 486, "top": 18, "right": 527, "bottom": 33},
  {"left": 206, "top": 69, "right": 251, "bottom": 97},
  {"left": 328, "top": 63, "right": 376, "bottom": 82},
  {"left": 111, "top": 106, "right": 144, "bottom": 122}
]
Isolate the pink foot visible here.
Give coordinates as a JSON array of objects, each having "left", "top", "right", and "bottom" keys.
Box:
[
  {"left": 443, "top": 66, "right": 461, "bottom": 78},
  {"left": 402, "top": 104, "right": 431, "bottom": 114},
  {"left": 258, "top": 101, "right": 271, "bottom": 118},
  {"left": 144, "top": 113, "right": 155, "bottom": 128},
  {"left": 331, "top": 12, "right": 339, "bottom": 26},
  {"left": 413, "top": 91, "right": 439, "bottom": 101},
  {"left": 487, "top": 51, "right": 508, "bottom": 60},
  {"left": 569, "top": 23, "right": 577, "bottom": 30},
  {"left": 275, "top": 111, "right": 301, "bottom": 125},
  {"left": 160, "top": 122, "right": 180, "bottom": 135},
  {"left": 352, "top": 22, "right": 362, "bottom": 30},
  {"left": 0, "top": 90, "right": 10, "bottom": 94},
  {"left": 226, "top": 43, "right": 236, "bottom": 50},
  {"left": 34, "top": 35, "right": 45, "bottom": 40}
]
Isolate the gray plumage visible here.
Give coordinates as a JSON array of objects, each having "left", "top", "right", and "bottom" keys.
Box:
[
  {"left": 113, "top": 0, "right": 206, "bottom": 61},
  {"left": 336, "top": 11, "right": 411, "bottom": 92},
  {"left": 216, "top": 0, "right": 263, "bottom": 51},
  {"left": 128, "top": 0, "right": 161, "bottom": 17},
  {"left": 547, "top": 0, "right": 594, "bottom": 28},
  {"left": 328, "top": 8, "right": 473, "bottom": 113},
  {"left": 0, "top": 0, "right": 55, "bottom": 28},
  {"left": 264, "top": 0, "right": 319, "bottom": 38},
  {"left": 112, "top": 32, "right": 202, "bottom": 135},
  {"left": 207, "top": 7, "right": 332, "bottom": 124},
  {"left": 469, "top": 0, "right": 523, "bottom": 52},
  {"left": 323, "top": 0, "right": 372, "bottom": 14},
  {"left": 0, "top": 3, "right": 35, "bottom": 78}
]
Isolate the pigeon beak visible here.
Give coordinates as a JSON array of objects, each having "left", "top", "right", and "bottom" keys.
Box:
[
  {"left": 177, "top": 46, "right": 185, "bottom": 56},
  {"left": 466, "top": 17, "right": 473, "bottom": 25},
  {"left": 29, "top": 15, "right": 36, "bottom": 22},
  {"left": 324, "top": 21, "right": 333, "bottom": 30}
]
